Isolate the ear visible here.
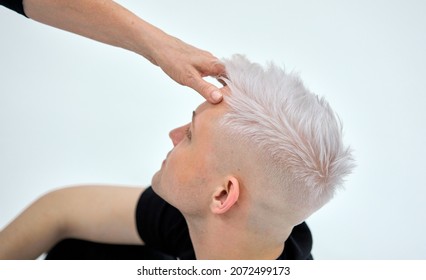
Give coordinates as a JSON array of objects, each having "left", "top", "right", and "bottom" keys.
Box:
[{"left": 210, "top": 176, "right": 240, "bottom": 214}]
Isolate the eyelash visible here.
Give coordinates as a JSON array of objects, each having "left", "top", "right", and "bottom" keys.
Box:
[{"left": 185, "top": 127, "right": 192, "bottom": 140}]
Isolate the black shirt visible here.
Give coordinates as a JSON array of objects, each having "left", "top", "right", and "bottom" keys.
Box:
[
  {"left": 0, "top": 0, "right": 27, "bottom": 17},
  {"left": 137, "top": 187, "right": 313, "bottom": 260}
]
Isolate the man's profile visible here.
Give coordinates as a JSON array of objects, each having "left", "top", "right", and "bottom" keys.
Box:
[{"left": 0, "top": 55, "right": 354, "bottom": 260}]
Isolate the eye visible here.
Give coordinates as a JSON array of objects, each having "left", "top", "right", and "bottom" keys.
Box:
[{"left": 185, "top": 127, "right": 192, "bottom": 140}]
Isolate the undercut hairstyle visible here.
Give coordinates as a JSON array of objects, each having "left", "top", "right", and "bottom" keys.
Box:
[{"left": 219, "top": 55, "right": 354, "bottom": 223}]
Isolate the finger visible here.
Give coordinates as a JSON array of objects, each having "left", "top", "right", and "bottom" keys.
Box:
[
  {"left": 209, "top": 60, "right": 226, "bottom": 77},
  {"left": 216, "top": 76, "right": 228, "bottom": 86},
  {"left": 187, "top": 76, "right": 223, "bottom": 104},
  {"left": 194, "top": 56, "right": 225, "bottom": 76}
]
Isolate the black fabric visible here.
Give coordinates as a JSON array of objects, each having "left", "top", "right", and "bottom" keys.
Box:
[
  {"left": 279, "top": 221, "right": 314, "bottom": 260},
  {"left": 45, "top": 239, "right": 174, "bottom": 260},
  {"left": 136, "top": 187, "right": 195, "bottom": 259},
  {"left": 137, "top": 187, "right": 313, "bottom": 260},
  {"left": 0, "top": 0, "right": 27, "bottom": 17},
  {"left": 46, "top": 186, "right": 313, "bottom": 260}
]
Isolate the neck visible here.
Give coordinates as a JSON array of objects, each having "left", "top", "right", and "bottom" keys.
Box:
[{"left": 185, "top": 215, "right": 288, "bottom": 260}]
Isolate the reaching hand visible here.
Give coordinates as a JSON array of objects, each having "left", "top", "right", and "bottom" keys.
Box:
[
  {"left": 150, "top": 35, "right": 226, "bottom": 104},
  {"left": 20, "top": 0, "right": 226, "bottom": 103}
]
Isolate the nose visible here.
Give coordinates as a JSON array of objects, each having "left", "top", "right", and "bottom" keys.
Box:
[{"left": 169, "top": 123, "right": 190, "bottom": 147}]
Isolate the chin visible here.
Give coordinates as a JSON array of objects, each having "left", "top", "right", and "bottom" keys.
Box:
[
  {"left": 150, "top": 171, "right": 167, "bottom": 198},
  {"left": 151, "top": 171, "right": 160, "bottom": 188}
]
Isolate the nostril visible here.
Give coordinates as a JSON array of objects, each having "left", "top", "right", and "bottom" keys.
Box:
[{"left": 169, "top": 123, "right": 189, "bottom": 146}]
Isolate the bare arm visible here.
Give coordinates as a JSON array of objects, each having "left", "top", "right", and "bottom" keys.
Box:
[
  {"left": 0, "top": 185, "right": 144, "bottom": 259},
  {"left": 22, "top": 0, "right": 225, "bottom": 103}
]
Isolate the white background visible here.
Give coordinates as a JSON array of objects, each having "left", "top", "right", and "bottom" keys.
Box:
[{"left": 1, "top": 0, "right": 425, "bottom": 259}]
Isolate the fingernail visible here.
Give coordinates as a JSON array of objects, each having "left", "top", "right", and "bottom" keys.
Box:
[{"left": 212, "top": 91, "right": 223, "bottom": 102}]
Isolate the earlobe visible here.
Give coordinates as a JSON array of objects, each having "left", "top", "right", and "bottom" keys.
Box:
[{"left": 210, "top": 177, "right": 240, "bottom": 214}]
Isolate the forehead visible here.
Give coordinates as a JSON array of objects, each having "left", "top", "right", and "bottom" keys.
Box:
[
  {"left": 194, "top": 100, "right": 228, "bottom": 120},
  {"left": 191, "top": 102, "right": 228, "bottom": 144},
  {"left": 193, "top": 87, "right": 230, "bottom": 130}
]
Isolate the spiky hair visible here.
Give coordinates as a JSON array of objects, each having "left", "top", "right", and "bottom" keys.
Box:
[{"left": 220, "top": 55, "right": 354, "bottom": 218}]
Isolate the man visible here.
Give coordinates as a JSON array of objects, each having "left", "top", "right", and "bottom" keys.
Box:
[{"left": 0, "top": 55, "right": 354, "bottom": 259}]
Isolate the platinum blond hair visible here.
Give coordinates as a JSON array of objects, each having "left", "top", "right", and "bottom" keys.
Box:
[{"left": 219, "top": 55, "right": 354, "bottom": 223}]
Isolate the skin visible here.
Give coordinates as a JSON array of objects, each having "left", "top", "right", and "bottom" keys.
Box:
[
  {"left": 152, "top": 99, "right": 286, "bottom": 259},
  {"left": 0, "top": 96, "right": 286, "bottom": 259},
  {"left": 151, "top": 101, "right": 228, "bottom": 216},
  {"left": 22, "top": 0, "right": 225, "bottom": 103},
  {"left": 0, "top": 1, "right": 289, "bottom": 260}
]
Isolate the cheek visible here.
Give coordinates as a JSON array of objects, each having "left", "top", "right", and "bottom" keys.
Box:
[
  {"left": 161, "top": 152, "right": 193, "bottom": 187},
  {"left": 161, "top": 143, "right": 218, "bottom": 186},
  {"left": 167, "top": 155, "right": 211, "bottom": 195}
]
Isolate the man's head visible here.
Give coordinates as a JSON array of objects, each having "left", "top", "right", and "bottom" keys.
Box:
[
  {"left": 152, "top": 55, "right": 354, "bottom": 233},
  {"left": 151, "top": 100, "right": 232, "bottom": 217}
]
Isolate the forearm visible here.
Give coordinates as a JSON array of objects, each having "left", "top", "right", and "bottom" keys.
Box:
[
  {"left": 0, "top": 191, "right": 66, "bottom": 259},
  {"left": 21, "top": 0, "right": 224, "bottom": 102},
  {"left": 22, "top": 0, "right": 167, "bottom": 64},
  {"left": 0, "top": 185, "right": 143, "bottom": 259}
]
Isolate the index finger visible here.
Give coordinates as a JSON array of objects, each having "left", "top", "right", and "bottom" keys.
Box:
[{"left": 187, "top": 75, "right": 224, "bottom": 104}]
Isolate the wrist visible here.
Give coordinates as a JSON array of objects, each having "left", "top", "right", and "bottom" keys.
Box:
[{"left": 129, "top": 20, "right": 173, "bottom": 66}]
